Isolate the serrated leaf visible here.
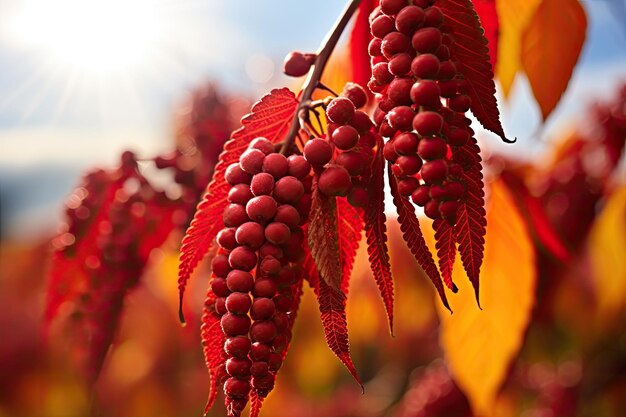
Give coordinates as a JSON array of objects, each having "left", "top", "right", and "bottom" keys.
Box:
[
  {"left": 337, "top": 197, "right": 364, "bottom": 293},
  {"left": 495, "top": 0, "right": 542, "bottom": 97},
  {"left": 201, "top": 285, "right": 226, "bottom": 415},
  {"left": 178, "top": 88, "right": 299, "bottom": 319},
  {"left": 363, "top": 140, "right": 394, "bottom": 333},
  {"left": 439, "top": 0, "right": 510, "bottom": 142},
  {"left": 389, "top": 168, "right": 450, "bottom": 311},
  {"left": 452, "top": 136, "right": 486, "bottom": 304},
  {"left": 249, "top": 391, "right": 265, "bottom": 417},
  {"left": 430, "top": 179, "right": 536, "bottom": 416},
  {"left": 308, "top": 187, "right": 342, "bottom": 290},
  {"left": 433, "top": 219, "right": 458, "bottom": 292},
  {"left": 471, "top": 0, "right": 499, "bottom": 68},
  {"left": 521, "top": 0, "right": 587, "bottom": 120}
]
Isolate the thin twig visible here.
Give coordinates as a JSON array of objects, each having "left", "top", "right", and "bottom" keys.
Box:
[{"left": 280, "top": 0, "right": 362, "bottom": 154}]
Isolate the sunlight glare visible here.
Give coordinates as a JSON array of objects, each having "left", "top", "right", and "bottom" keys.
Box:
[{"left": 8, "top": 0, "right": 160, "bottom": 74}]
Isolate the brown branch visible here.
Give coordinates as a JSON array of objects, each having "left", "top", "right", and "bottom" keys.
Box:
[{"left": 281, "top": 0, "right": 362, "bottom": 154}]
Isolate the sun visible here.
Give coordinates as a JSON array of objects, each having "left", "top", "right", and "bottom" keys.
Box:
[{"left": 7, "top": 0, "right": 160, "bottom": 75}]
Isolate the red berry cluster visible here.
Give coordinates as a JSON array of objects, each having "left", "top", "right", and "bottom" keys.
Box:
[
  {"left": 208, "top": 138, "right": 312, "bottom": 414},
  {"left": 367, "top": 0, "right": 474, "bottom": 224},
  {"left": 303, "top": 83, "right": 379, "bottom": 207}
]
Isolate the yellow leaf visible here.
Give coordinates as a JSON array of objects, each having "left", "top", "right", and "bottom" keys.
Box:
[
  {"left": 588, "top": 185, "right": 626, "bottom": 325},
  {"left": 521, "top": 0, "right": 587, "bottom": 120},
  {"left": 495, "top": 0, "right": 541, "bottom": 97},
  {"left": 428, "top": 180, "right": 536, "bottom": 416}
]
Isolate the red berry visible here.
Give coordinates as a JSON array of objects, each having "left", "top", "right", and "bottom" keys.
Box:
[
  {"left": 303, "top": 138, "right": 333, "bottom": 167},
  {"left": 246, "top": 195, "right": 278, "bottom": 223},
  {"left": 411, "top": 53, "right": 440, "bottom": 79},
  {"left": 226, "top": 292, "right": 252, "bottom": 315},
  {"left": 287, "top": 155, "right": 311, "bottom": 179},
  {"left": 250, "top": 297, "right": 276, "bottom": 321},
  {"left": 388, "top": 53, "right": 412, "bottom": 76},
  {"left": 424, "top": 6, "right": 444, "bottom": 27},
  {"left": 221, "top": 313, "right": 251, "bottom": 336},
  {"left": 249, "top": 342, "right": 271, "bottom": 362},
  {"left": 372, "top": 62, "right": 394, "bottom": 85},
  {"left": 412, "top": 27, "right": 442, "bottom": 53},
  {"left": 273, "top": 205, "right": 301, "bottom": 229},
  {"left": 368, "top": 38, "right": 383, "bottom": 56},
  {"left": 264, "top": 222, "right": 291, "bottom": 245},
  {"left": 371, "top": 14, "right": 396, "bottom": 39},
  {"left": 326, "top": 97, "right": 355, "bottom": 125},
  {"left": 250, "top": 321, "right": 277, "bottom": 344},
  {"left": 214, "top": 297, "right": 227, "bottom": 315},
  {"left": 259, "top": 242, "right": 283, "bottom": 260},
  {"left": 223, "top": 203, "right": 249, "bottom": 227},
  {"left": 374, "top": 108, "right": 387, "bottom": 126},
  {"left": 445, "top": 181, "right": 465, "bottom": 199},
  {"left": 418, "top": 137, "right": 448, "bottom": 159},
  {"left": 226, "top": 270, "right": 254, "bottom": 292},
  {"left": 224, "top": 377, "right": 251, "bottom": 398},
  {"left": 212, "top": 254, "right": 231, "bottom": 278},
  {"left": 359, "top": 131, "right": 377, "bottom": 148},
  {"left": 436, "top": 44, "right": 450, "bottom": 61},
  {"left": 273, "top": 293, "right": 294, "bottom": 312},
  {"left": 341, "top": 82, "right": 368, "bottom": 109},
  {"left": 272, "top": 334, "right": 289, "bottom": 353},
  {"left": 397, "top": 177, "right": 420, "bottom": 196},
  {"left": 226, "top": 357, "right": 251, "bottom": 378},
  {"left": 249, "top": 137, "right": 275, "bottom": 155},
  {"left": 440, "top": 200, "right": 459, "bottom": 220},
  {"left": 260, "top": 256, "right": 281, "bottom": 275},
  {"left": 394, "top": 132, "right": 419, "bottom": 155},
  {"left": 224, "top": 336, "right": 251, "bottom": 359},
  {"left": 251, "top": 374, "right": 274, "bottom": 392},
  {"left": 450, "top": 94, "right": 472, "bottom": 112},
  {"left": 262, "top": 153, "right": 289, "bottom": 179},
  {"left": 395, "top": 6, "right": 425, "bottom": 35},
  {"left": 217, "top": 227, "right": 238, "bottom": 251},
  {"left": 448, "top": 128, "right": 470, "bottom": 147},
  {"left": 411, "top": 185, "right": 430, "bottom": 206},
  {"left": 349, "top": 110, "right": 374, "bottom": 133},
  {"left": 250, "top": 173, "right": 275, "bottom": 196},
  {"left": 239, "top": 148, "right": 265, "bottom": 175},
  {"left": 225, "top": 163, "right": 252, "bottom": 185},
  {"left": 250, "top": 361, "right": 270, "bottom": 377},
  {"left": 210, "top": 277, "right": 230, "bottom": 297},
  {"left": 438, "top": 80, "right": 458, "bottom": 98},
  {"left": 318, "top": 165, "right": 352, "bottom": 197},
  {"left": 378, "top": 95, "right": 396, "bottom": 112},
  {"left": 429, "top": 184, "right": 447, "bottom": 200},
  {"left": 410, "top": 80, "right": 441, "bottom": 107},
  {"left": 283, "top": 51, "right": 315, "bottom": 77},
  {"left": 228, "top": 246, "right": 258, "bottom": 271},
  {"left": 332, "top": 125, "right": 360, "bottom": 150},
  {"left": 253, "top": 279, "right": 277, "bottom": 298},
  {"left": 228, "top": 184, "right": 254, "bottom": 204},
  {"left": 235, "top": 221, "right": 266, "bottom": 249},
  {"left": 388, "top": 77, "right": 413, "bottom": 105},
  {"left": 424, "top": 199, "right": 441, "bottom": 219},
  {"left": 395, "top": 155, "right": 423, "bottom": 175},
  {"left": 438, "top": 60, "right": 457, "bottom": 80},
  {"left": 382, "top": 32, "right": 410, "bottom": 58},
  {"left": 387, "top": 105, "right": 415, "bottom": 131},
  {"left": 420, "top": 159, "right": 449, "bottom": 184},
  {"left": 272, "top": 312, "right": 290, "bottom": 332},
  {"left": 380, "top": 0, "right": 406, "bottom": 16},
  {"left": 383, "top": 140, "right": 399, "bottom": 162},
  {"left": 412, "top": 111, "right": 444, "bottom": 136},
  {"left": 273, "top": 176, "right": 305, "bottom": 204},
  {"left": 335, "top": 151, "right": 367, "bottom": 176}
]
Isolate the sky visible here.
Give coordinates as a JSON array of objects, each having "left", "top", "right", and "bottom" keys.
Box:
[{"left": 0, "top": 0, "right": 624, "bottom": 239}]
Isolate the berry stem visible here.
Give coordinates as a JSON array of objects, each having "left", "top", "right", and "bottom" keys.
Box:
[{"left": 281, "top": 0, "right": 363, "bottom": 154}]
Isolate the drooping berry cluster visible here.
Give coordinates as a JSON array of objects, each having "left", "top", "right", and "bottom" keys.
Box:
[
  {"left": 208, "top": 138, "right": 312, "bottom": 415},
  {"left": 302, "top": 83, "right": 378, "bottom": 207},
  {"left": 367, "top": 0, "right": 475, "bottom": 224}
]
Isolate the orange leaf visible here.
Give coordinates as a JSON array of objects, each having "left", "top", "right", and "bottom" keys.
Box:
[
  {"left": 428, "top": 179, "right": 536, "bottom": 416},
  {"left": 521, "top": 0, "right": 587, "bottom": 120},
  {"left": 495, "top": 0, "right": 541, "bottom": 97},
  {"left": 588, "top": 185, "right": 626, "bottom": 326}
]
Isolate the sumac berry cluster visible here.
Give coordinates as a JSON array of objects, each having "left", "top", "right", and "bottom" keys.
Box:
[
  {"left": 368, "top": 0, "right": 475, "bottom": 224},
  {"left": 208, "top": 138, "right": 311, "bottom": 414},
  {"left": 303, "top": 83, "right": 379, "bottom": 207}
]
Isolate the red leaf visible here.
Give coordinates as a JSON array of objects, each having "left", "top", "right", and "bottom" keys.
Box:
[
  {"left": 438, "top": 0, "right": 511, "bottom": 143},
  {"left": 350, "top": 0, "right": 379, "bottom": 88},
  {"left": 471, "top": 0, "right": 499, "bottom": 68},
  {"left": 433, "top": 219, "right": 458, "bottom": 292},
  {"left": 389, "top": 169, "right": 451, "bottom": 311},
  {"left": 362, "top": 140, "right": 394, "bottom": 333},
  {"left": 307, "top": 186, "right": 342, "bottom": 290},
  {"left": 178, "top": 88, "right": 299, "bottom": 320},
  {"left": 201, "top": 284, "right": 226, "bottom": 415},
  {"left": 452, "top": 135, "right": 486, "bottom": 304},
  {"left": 337, "top": 197, "right": 364, "bottom": 293},
  {"left": 249, "top": 391, "right": 265, "bottom": 417},
  {"left": 318, "top": 277, "right": 363, "bottom": 388}
]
